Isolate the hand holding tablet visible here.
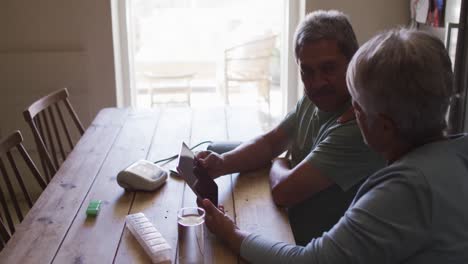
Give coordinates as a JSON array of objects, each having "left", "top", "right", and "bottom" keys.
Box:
[{"left": 177, "top": 142, "right": 218, "bottom": 206}]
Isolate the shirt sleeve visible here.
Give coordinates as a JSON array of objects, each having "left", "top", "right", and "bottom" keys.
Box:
[
  {"left": 240, "top": 168, "right": 432, "bottom": 263},
  {"left": 303, "top": 122, "right": 385, "bottom": 190},
  {"left": 277, "top": 97, "right": 305, "bottom": 138}
]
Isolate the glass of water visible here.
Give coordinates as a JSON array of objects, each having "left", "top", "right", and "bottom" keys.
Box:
[{"left": 177, "top": 207, "right": 205, "bottom": 264}]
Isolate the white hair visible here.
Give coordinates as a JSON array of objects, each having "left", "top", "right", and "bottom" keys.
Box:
[
  {"left": 347, "top": 28, "right": 453, "bottom": 144},
  {"left": 294, "top": 10, "right": 359, "bottom": 61}
]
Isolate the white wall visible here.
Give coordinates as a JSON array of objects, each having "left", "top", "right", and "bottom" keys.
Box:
[
  {"left": 0, "top": 0, "right": 117, "bottom": 199},
  {"left": 306, "top": 0, "right": 410, "bottom": 45},
  {"left": 0, "top": 0, "right": 117, "bottom": 148}
]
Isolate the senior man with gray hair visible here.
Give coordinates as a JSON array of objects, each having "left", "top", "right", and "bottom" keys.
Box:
[
  {"left": 199, "top": 28, "right": 468, "bottom": 263},
  {"left": 196, "top": 10, "right": 385, "bottom": 246}
]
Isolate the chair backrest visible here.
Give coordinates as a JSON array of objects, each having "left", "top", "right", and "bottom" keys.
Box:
[
  {"left": 224, "top": 35, "right": 277, "bottom": 80},
  {"left": 0, "top": 217, "right": 11, "bottom": 250},
  {"left": 0, "top": 130, "right": 47, "bottom": 235},
  {"left": 23, "top": 88, "right": 85, "bottom": 180}
]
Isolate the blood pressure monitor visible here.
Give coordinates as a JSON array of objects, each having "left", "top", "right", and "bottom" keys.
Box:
[{"left": 117, "top": 160, "right": 168, "bottom": 191}]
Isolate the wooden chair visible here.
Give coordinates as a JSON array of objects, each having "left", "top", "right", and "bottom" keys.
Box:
[
  {"left": 23, "top": 88, "right": 85, "bottom": 180},
  {"left": 0, "top": 130, "right": 47, "bottom": 236},
  {"left": 0, "top": 217, "right": 11, "bottom": 250},
  {"left": 223, "top": 35, "right": 277, "bottom": 108}
]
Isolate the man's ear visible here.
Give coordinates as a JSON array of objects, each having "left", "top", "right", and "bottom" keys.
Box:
[{"left": 379, "top": 113, "right": 399, "bottom": 142}]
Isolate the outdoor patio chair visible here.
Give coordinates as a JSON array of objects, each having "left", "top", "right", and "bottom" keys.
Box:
[
  {"left": 143, "top": 72, "right": 195, "bottom": 106},
  {"left": 223, "top": 34, "right": 277, "bottom": 108}
]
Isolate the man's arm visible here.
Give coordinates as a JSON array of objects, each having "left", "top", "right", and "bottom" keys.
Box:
[
  {"left": 269, "top": 157, "right": 334, "bottom": 206},
  {"left": 269, "top": 119, "right": 384, "bottom": 207},
  {"left": 198, "top": 100, "right": 300, "bottom": 178},
  {"left": 219, "top": 125, "right": 291, "bottom": 175}
]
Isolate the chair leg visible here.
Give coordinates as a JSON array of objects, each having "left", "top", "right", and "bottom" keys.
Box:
[
  {"left": 224, "top": 81, "right": 230, "bottom": 105},
  {"left": 265, "top": 79, "right": 271, "bottom": 111},
  {"left": 150, "top": 89, "right": 155, "bottom": 108},
  {"left": 187, "top": 89, "right": 191, "bottom": 107}
]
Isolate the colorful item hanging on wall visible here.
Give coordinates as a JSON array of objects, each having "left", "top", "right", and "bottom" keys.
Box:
[
  {"left": 411, "top": 0, "right": 446, "bottom": 27},
  {"left": 426, "top": 0, "right": 446, "bottom": 27}
]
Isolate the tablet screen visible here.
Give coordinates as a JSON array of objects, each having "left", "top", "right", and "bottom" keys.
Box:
[{"left": 177, "top": 142, "right": 218, "bottom": 206}]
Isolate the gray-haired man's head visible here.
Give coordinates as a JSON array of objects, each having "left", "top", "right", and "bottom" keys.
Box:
[{"left": 294, "top": 10, "right": 359, "bottom": 61}]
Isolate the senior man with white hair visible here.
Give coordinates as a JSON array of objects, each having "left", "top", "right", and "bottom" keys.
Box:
[{"left": 199, "top": 28, "right": 468, "bottom": 263}]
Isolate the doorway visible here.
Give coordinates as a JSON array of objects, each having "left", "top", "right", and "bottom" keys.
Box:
[{"left": 113, "top": 0, "right": 304, "bottom": 128}]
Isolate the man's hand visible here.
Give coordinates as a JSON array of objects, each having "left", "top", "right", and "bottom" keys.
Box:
[
  {"left": 200, "top": 199, "right": 249, "bottom": 254},
  {"left": 195, "top": 150, "right": 225, "bottom": 178}
]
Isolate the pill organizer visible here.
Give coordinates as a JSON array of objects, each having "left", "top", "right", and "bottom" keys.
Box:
[{"left": 126, "top": 213, "right": 172, "bottom": 264}]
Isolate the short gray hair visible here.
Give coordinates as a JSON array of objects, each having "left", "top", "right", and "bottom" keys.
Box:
[
  {"left": 347, "top": 28, "right": 453, "bottom": 144},
  {"left": 294, "top": 10, "right": 359, "bottom": 61}
]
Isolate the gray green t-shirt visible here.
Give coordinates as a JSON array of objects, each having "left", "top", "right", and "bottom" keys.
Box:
[
  {"left": 240, "top": 135, "right": 468, "bottom": 263},
  {"left": 279, "top": 96, "right": 385, "bottom": 245}
]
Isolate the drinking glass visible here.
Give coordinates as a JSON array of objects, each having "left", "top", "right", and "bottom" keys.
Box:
[{"left": 177, "top": 207, "right": 205, "bottom": 264}]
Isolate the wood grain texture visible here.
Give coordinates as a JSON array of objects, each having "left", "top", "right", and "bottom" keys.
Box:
[
  {"left": 0, "top": 108, "right": 128, "bottom": 264},
  {"left": 0, "top": 107, "right": 293, "bottom": 264},
  {"left": 226, "top": 105, "right": 295, "bottom": 252},
  {"left": 184, "top": 107, "right": 237, "bottom": 264},
  {"left": 114, "top": 107, "right": 192, "bottom": 264},
  {"left": 232, "top": 170, "right": 295, "bottom": 243},
  {"left": 52, "top": 109, "right": 160, "bottom": 263}
]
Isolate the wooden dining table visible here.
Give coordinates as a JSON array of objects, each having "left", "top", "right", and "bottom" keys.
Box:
[{"left": 0, "top": 107, "right": 294, "bottom": 263}]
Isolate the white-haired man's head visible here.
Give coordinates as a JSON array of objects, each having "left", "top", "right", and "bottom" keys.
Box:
[{"left": 347, "top": 28, "right": 453, "bottom": 148}]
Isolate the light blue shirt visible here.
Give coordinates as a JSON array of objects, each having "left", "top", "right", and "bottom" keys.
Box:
[{"left": 240, "top": 135, "right": 468, "bottom": 263}]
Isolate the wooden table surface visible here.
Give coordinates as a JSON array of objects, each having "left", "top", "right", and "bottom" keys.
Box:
[{"left": 0, "top": 107, "right": 294, "bottom": 263}]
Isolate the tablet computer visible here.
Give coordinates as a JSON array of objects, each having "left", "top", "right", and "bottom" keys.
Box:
[{"left": 177, "top": 142, "right": 218, "bottom": 206}]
